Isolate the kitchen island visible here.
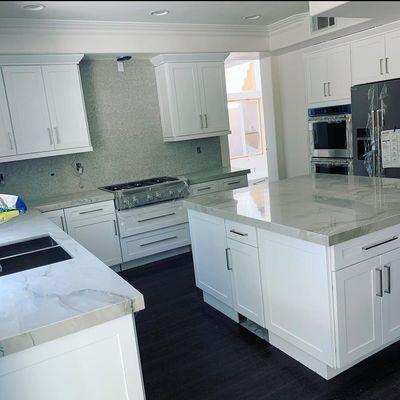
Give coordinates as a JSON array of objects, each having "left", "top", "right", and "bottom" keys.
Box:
[
  {"left": 184, "top": 174, "right": 400, "bottom": 379},
  {"left": 0, "top": 210, "right": 145, "bottom": 400}
]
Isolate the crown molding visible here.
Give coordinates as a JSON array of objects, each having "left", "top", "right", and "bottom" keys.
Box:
[
  {"left": 0, "top": 18, "right": 268, "bottom": 37},
  {"left": 266, "top": 13, "right": 309, "bottom": 34}
]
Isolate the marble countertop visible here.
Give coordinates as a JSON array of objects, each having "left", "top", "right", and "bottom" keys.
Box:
[
  {"left": 182, "top": 167, "right": 250, "bottom": 185},
  {"left": 0, "top": 210, "right": 144, "bottom": 357},
  {"left": 28, "top": 189, "right": 115, "bottom": 212},
  {"left": 184, "top": 174, "right": 400, "bottom": 246}
]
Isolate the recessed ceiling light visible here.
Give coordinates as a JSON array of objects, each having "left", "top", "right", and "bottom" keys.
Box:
[
  {"left": 150, "top": 10, "right": 170, "bottom": 16},
  {"left": 22, "top": 3, "right": 45, "bottom": 11},
  {"left": 243, "top": 15, "right": 261, "bottom": 20}
]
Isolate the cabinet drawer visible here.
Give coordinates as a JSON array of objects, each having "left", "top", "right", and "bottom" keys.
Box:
[
  {"left": 225, "top": 220, "right": 257, "bottom": 247},
  {"left": 120, "top": 224, "right": 190, "bottom": 262},
  {"left": 220, "top": 175, "right": 247, "bottom": 191},
  {"left": 190, "top": 181, "right": 220, "bottom": 196},
  {"left": 64, "top": 200, "right": 115, "bottom": 222},
  {"left": 332, "top": 225, "right": 400, "bottom": 270},
  {"left": 117, "top": 201, "right": 188, "bottom": 238}
]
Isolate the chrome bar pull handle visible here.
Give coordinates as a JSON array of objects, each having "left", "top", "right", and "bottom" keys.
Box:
[
  {"left": 204, "top": 114, "right": 208, "bottom": 128},
  {"left": 363, "top": 236, "right": 398, "bottom": 251},
  {"left": 225, "top": 248, "right": 232, "bottom": 270},
  {"left": 229, "top": 229, "right": 248, "bottom": 237},
  {"left": 54, "top": 127, "right": 61, "bottom": 144},
  {"left": 323, "top": 82, "right": 327, "bottom": 97},
  {"left": 327, "top": 82, "right": 331, "bottom": 96},
  {"left": 380, "top": 58, "right": 384, "bottom": 75},
  {"left": 385, "top": 57, "right": 389, "bottom": 74},
  {"left": 47, "top": 128, "right": 53, "bottom": 145},
  {"left": 200, "top": 114, "right": 204, "bottom": 129},
  {"left": 7, "top": 132, "right": 13, "bottom": 150},
  {"left": 384, "top": 265, "right": 391, "bottom": 294},
  {"left": 376, "top": 268, "right": 383, "bottom": 297}
]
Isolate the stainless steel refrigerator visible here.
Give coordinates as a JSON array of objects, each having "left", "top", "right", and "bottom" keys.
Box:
[{"left": 351, "top": 79, "right": 400, "bottom": 178}]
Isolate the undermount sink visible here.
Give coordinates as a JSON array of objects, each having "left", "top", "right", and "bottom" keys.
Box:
[{"left": 0, "top": 235, "right": 72, "bottom": 277}]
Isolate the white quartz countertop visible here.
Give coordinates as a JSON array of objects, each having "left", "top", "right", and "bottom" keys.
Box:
[
  {"left": 0, "top": 210, "right": 144, "bottom": 357},
  {"left": 183, "top": 174, "right": 400, "bottom": 246},
  {"left": 28, "top": 189, "right": 115, "bottom": 212}
]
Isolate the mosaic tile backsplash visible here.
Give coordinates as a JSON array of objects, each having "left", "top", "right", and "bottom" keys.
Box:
[{"left": 0, "top": 59, "right": 222, "bottom": 200}]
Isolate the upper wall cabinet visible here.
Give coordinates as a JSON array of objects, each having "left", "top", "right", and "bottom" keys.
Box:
[
  {"left": 305, "top": 44, "right": 351, "bottom": 107},
  {"left": 151, "top": 53, "right": 230, "bottom": 142},
  {"left": 0, "top": 55, "right": 92, "bottom": 163},
  {"left": 351, "top": 31, "right": 400, "bottom": 85}
]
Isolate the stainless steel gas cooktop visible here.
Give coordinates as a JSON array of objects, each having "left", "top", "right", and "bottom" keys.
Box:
[{"left": 100, "top": 176, "right": 189, "bottom": 210}]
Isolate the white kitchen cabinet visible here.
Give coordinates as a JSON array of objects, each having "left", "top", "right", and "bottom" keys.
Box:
[
  {"left": 197, "top": 62, "right": 230, "bottom": 134},
  {"left": 42, "top": 209, "right": 67, "bottom": 232},
  {"left": 0, "top": 54, "right": 92, "bottom": 163},
  {"left": 42, "top": 65, "right": 90, "bottom": 150},
  {"left": 334, "top": 257, "right": 382, "bottom": 367},
  {"left": 151, "top": 53, "right": 230, "bottom": 142},
  {"left": 188, "top": 210, "right": 233, "bottom": 307},
  {"left": 351, "top": 35, "right": 386, "bottom": 85},
  {"left": 189, "top": 174, "right": 248, "bottom": 197},
  {"left": 64, "top": 201, "right": 122, "bottom": 267},
  {"left": 383, "top": 30, "right": 400, "bottom": 81},
  {"left": 0, "top": 71, "right": 15, "bottom": 157},
  {"left": 305, "top": 44, "right": 351, "bottom": 106},
  {"left": 3, "top": 65, "right": 54, "bottom": 154},
  {"left": 381, "top": 248, "right": 400, "bottom": 344},
  {"left": 227, "top": 238, "right": 264, "bottom": 327}
]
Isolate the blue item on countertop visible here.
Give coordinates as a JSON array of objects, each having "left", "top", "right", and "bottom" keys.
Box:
[{"left": 0, "top": 194, "right": 27, "bottom": 214}]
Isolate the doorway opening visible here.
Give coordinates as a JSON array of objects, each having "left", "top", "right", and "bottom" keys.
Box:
[{"left": 225, "top": 58, "right": 268, "bottom": 182}]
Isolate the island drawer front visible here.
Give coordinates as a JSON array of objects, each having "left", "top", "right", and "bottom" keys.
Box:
[
  {"left": 333, "top": 225, "right": 400, "bottom": 270},
  {"left": 64, "top": 200, "right": 115, "bottom": 222},
  {"left": 220, "top": 175, "right": 247, "bottom": 191},
  {"left": 120, "top": 223, "right": 190, "bottom": 262},
  {"left": 190, "top": 181, "right": 220, "bottom": 196},
  {"left": 225, "top": 220, "right": 257, "bottom": 247},
  {"left": 117, "top": 200, "right": 188, "bottom": 238}
]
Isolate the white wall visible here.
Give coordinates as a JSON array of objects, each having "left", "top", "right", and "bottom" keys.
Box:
[{"left": 272, "top": 50, "right": 310, "bottom": 179}]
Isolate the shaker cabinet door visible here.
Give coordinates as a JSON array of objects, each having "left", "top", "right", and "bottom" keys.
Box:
[
  {"left": 3, "top": 66, "right": 54, "bottom": 154},
  {"left": 351, "top": 35, "right": 386, "bottom": 85},
  {"left": 381, "top": 248, "right": 400, "bottom": 344},
  {"left": 306, "top": 51, "right": 328, "bottom": 104},
  {"left": 168, "top": 62, "right": 204, "bottom": 137},
  {"left": 335, "top": 256, "right": 382, "bottom": 367},
  {"left": 197, "top": 62, "right": 230, "bottom": 134},
  {"left": 327, "top": 45, "right": 351, "bottom": 102},
  {"left": 227, "top": 238, "right": 264, "bottom": 327},
  {"left": 42, "top": 65, "right": 90, "bottom": 150},
  {"left": 0, "top": 71, "right": 16, "bottom": 157},
  {"left": 188, "top": 210, "right": 233, "bottom": 307}
]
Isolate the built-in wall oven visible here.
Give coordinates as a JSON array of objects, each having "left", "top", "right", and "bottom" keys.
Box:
[
  {"left": 311, "top": 158, "right": 353, "bottom": 175},
  {"left": 309, "top": 104, "right": 352, "bottom": 159}
]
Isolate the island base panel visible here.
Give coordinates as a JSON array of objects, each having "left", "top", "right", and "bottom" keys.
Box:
[
  {"left": 0, "top": 314, "right": 145, "bottom": 400},
  {"left": 203, "top": 292, "right": 240, "bottom": 323}
]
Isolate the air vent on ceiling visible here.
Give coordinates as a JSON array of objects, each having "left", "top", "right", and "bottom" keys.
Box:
[{"left": 311, "top": 16, "right": 336, "bottom": 33}]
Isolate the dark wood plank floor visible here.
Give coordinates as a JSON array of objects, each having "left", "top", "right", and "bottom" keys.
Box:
[{"left": 120, "top": 253, "right": 400, "bottom": 400}]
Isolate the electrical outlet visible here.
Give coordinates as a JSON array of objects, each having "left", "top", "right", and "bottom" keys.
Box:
[
  {"left": 196, "top": 146, "right": 202, "bottom": 154},
  {"left": 76, "top": 163, "right": 84, "bottom": 175}
]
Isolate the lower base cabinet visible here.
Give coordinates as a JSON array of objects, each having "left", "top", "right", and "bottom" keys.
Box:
[
  {"left": 335, "top": 247, "right": 400, "bottom": 368},
  {"left": 0, "top": 314, "right": 145, "bottom": 400},
  {"left": 188, "top": 210, "right": 265, "bottom": 327},
  {"left": 227, "top": 238, "right": 264, "bottom": 327},
  {"left": 42, "top": 200, "right": 122, "bottom": 267}
]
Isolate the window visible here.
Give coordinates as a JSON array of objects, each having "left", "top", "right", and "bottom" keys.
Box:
[{"left": 228, "top": 99, "right": 264, "bottom": 159}]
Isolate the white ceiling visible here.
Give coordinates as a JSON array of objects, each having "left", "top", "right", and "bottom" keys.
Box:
[{"left": 0, "top": 1, "right": 309, "bottom": 26}]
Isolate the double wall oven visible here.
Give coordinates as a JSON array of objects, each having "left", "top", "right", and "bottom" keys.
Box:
[{"left": 308, "top": 104, "right": 353, "bottom": 175}]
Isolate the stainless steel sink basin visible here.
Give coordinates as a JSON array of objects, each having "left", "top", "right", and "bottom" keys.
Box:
[{"left": 0, "top": 235, "right": 72, "bottom": 277}]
